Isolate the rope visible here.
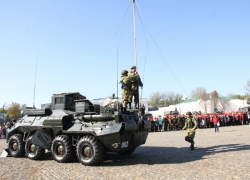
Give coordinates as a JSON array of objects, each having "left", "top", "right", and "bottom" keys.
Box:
[{"left": 134, "top": 1, "right": 190, "bottom": 98}]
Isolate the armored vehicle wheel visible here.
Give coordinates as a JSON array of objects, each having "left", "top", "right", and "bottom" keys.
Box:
[
  {"left": 25, "top": 136, "right": 45, "bottom": 160},
  {"left": 76, "top": 135, "right": 104, "bottom": 166},
  {"left": 8, "top": 134, "right": 25, "bottom": 157},
  {"left": 51, "top": 135, "right": 74, "bottom": 163},
  {"left": 119, "top": 148, "right": 136, "bottom": 155}
]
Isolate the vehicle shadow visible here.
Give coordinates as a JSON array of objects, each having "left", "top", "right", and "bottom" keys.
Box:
[
  {"left": 102, "top": 143, "right": 250, "bottom": 166},
  {"left": 3, "top": 143, "right": 249, "bottom": 166}
]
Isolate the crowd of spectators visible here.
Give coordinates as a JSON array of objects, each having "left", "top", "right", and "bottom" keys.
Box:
[
  {"left": 148, "top": 111, "right": 250, "bottom": 132},
  {"left": 0, "top": 123, "right": 6, "bottom": 139}
]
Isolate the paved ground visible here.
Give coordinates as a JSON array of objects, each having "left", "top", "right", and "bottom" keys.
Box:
[{"left": 0, "top": 125, "right": 250, "bottom": 180}]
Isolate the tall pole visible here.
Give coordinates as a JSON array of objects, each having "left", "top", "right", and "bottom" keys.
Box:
[
  {"left": 132, "top": 0, "right": 137, "bottom": 67},
  {"left": 33, "top": 53, "right": 38, "bottom": 109},
  {"left": 132, "top": 0, "right": 141, "bottom": 110}
]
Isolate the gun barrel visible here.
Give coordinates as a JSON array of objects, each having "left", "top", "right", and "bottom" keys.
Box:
[{"left": 83, "top": 114, "right": 115, "bottom": 121}]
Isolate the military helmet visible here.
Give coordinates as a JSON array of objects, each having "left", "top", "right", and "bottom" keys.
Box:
[
  {"left": 186, "top": 111, "right": 192, "bottom": 115},
  {"left": 121, "top": 70, "right": 128, "bottom": 75},
  {"left": 131, "top": 65, "right": 136, "bottom": 69}
]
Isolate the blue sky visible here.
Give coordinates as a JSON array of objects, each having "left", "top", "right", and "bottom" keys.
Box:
[{"left": 0, "top": 0, "right": 250, "bottom": 108}]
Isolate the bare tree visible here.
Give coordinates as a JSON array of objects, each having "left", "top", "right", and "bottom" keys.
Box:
[
  {"left": 149, "top": 91, "right": 183, "bottom": 108},
  {"left": 149, "top": 91, "right": 162, "bottom": 108},
  {"left": 199, "top": 91, "right": 210, "bottom": 113},
  {"left": 191, "top": 87, "right": 207, "bottom": 99},
  {"left": 219, "top": 97, "right": 231, "bottom": 112},
  {"left": 175, "top": 93, "right": 183, "bottom": 104},
  {"left": 211, "top": 90, "right": 219, "bottom": 112},
  {"left": 245, "top": 80, "right": 250, "bottom": 94}
]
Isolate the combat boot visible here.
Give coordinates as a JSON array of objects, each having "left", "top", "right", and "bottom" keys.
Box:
[{"left": 190, "top": 144, "right": 194, "bottom": 150}]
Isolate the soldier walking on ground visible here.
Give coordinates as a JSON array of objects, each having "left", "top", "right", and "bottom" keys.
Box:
[
  {"left": 182, "top": 111, "right": 197, "bottom": 150},
  {"left": 128, "top": 66, "right": 143, "bottom": 109}
]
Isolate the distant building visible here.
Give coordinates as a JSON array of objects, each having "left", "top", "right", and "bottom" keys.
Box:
[{"left": 149, "top": 97, "right": 249, "bottom": 117}]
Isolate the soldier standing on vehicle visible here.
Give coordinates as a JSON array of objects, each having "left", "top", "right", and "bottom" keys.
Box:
[
  {"left": 128, "top": 66, "right": 143, "bottom": 109},
  {"left": 120, "top": 70, "right": 135, "bottom": 111},
  {"left": 182, "top": 111, "right": 197, "bottom": 150}
]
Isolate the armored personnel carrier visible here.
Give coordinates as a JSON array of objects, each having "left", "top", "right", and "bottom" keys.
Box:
[{"left": 6, "top": 92, "right": 151, "bottom": 166}]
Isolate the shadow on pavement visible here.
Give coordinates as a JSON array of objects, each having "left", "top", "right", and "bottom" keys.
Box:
[
  {"left": 2, "top": 143, "right": 249, "bottom": 166},
  {"left": 102, "top": 143, "right": 250, "bottom": 166}
]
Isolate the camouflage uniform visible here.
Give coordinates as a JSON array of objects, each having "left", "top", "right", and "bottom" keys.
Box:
[
  {"left": 128, "top": 66, "right": 143, "bottom": 108},
  {"left": 178, "top": 116, "right": 185, "bottom": 129},
  {"left": 183, "top": 111, "right": 197, "bottom": 150},
  {"left": 120, "top": 70, "right": 137, "bottom": 110},
  {"left": 163, "top": 116, "right": 169, "bottom": 131}
]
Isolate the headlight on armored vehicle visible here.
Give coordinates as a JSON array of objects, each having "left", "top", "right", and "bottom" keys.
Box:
[{"left": 105, "top": 123, "right": 113, "bottom": 128}]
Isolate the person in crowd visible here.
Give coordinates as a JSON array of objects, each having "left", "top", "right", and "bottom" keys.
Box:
[
  {"left": 247, "top": 112, "right": 250, "bottom": 124},
  {"left": 235, "top": 113, "right": 240, "bottom": 125},
  {"left": 0, "top": 125, "right": 2, "bottom": 139},
  {"left": 158, "top": 115, "right": 163, "bottom": 131},
  {"left": 196, "top": 115, "right": 201, "bottom": 129},
  {"left": 226, "top": 114, "right": 231, "bottom": 126},
  {"left": 172, "top": 115, "right": 178, "bottom": 131},
  {"left": 219, "top": 115, "right": 224, "bottom": 127},
  {"left": 153, "top": 117, "right": 159, "bottom": 132},
  {"left": 223, "top": 114, "right": 228, "bottom": 126},
  {"left": 168, "top": 115, "right": 173, "bottom": 131},
  {"left": 231, "top": 113, "right": 236, "bottom": 126},
  {"left": 209, "top": 115, "right": 214, "bottom": 128},
  {"left": 201, "top": 116, "right": 205, "bottom": 129},
  {"left": 150, "top": 117, "right": 155, "bottom": 132},
  {"left": 243, "top": 111, "right": 248, "bottom": 125},
  {"left": 213, "top": 115, "right": 220, "bottom": 133},
  {"left": 205, "top": 114, "right": 210, "bottom": 128},
  {"left": 239, "top": 112, "right": 244, "bottom": 125},
  {"left": 163, "top": 115, "right": 169, "bottom": 131},
  {"left": 178, "top": 114, "right": 185, "bottom": 130},
  {"left": 182, "top": 111, "right": 197, "bottom": 150}
]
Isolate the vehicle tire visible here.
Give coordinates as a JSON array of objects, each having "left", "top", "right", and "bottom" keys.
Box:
[
  {"left": 51, "top": 135, "right": 74, "bottom": 163},
  {"left": 8, "top": 134, "right": 25, "bottom": 157},
  {"left": 119, "top": 148, "right": 136, "bottom": 155},
  {"left": 76, "top": 135, "right": 104, "bottom": 166},
  {"left": 25, "top": 136, "right": 45, "bottom": 160}
]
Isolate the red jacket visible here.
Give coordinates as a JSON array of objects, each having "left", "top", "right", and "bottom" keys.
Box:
[{"left": 213, "top": 117, "right": 220, "bottom": 125}]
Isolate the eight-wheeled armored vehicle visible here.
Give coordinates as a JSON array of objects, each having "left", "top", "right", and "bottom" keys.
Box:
[{"left": 6, "top": 92, "right": 151, "bottom": 166}]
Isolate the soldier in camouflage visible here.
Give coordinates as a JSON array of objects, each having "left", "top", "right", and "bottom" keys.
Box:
[
  {"left": 120, "top": 70, "right": 137, "bottom": 111},
  {"left": 128, "top": 66, "right": 143, "bottom": 109},
  {"left": 163, "top": 114, "right": 169, "bottom": 131},
  {"left": 182, "top": 111, "right": 197, "bottom": 150}
]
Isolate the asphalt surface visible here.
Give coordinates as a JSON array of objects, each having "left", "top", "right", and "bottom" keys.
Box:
[{"left": 0, "top": 125, "right": 250, "bottom": 180}]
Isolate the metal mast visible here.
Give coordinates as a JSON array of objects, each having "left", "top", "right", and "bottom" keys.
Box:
[
  {"left": 132, "top": 0, "right": 137, "bottom": 67},
  {"left": 132, "top": 0, "right": 141, "bottom": 110},
  {"left": 33, "top": 53, "right": 38, "bottom": 109}
]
